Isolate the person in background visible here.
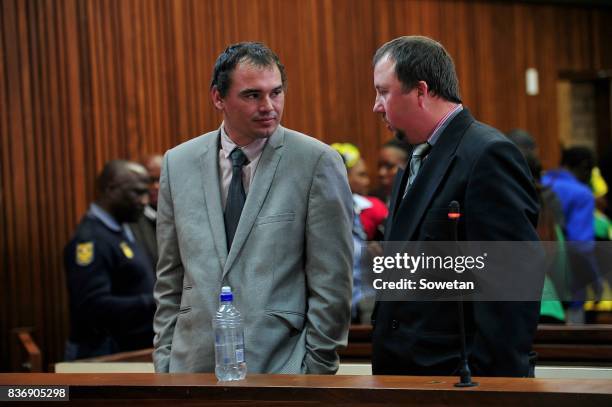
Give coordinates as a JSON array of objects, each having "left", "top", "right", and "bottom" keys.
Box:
[
  {"left": 331, "top": 143, "right": 389, "bottom": 241},
  {"left": 590, "top": 167, "right": 612, "bottom": 241},
  {"left": 598, "top": 145, "right": 612, "bottom": 219},
  {"left": 506, "top": 129, "right": 567, "bottom": 323},
  {"left": 525, "top": 151, "right": 568, "bottom": 323},
  {"left": 331, "top": 142, "right": 387, "bottom": 323},
  {"left": 543, "top": 147, "right": 595, "bottom": 243},
  {"left": 373, "top": 139, "right": 411, "bottom": 205},
  {"left": 542, "top": 146, "right": 600, "bottom": 323},
  {"left": 506, "top": 129, "right": 564, "bottom": 231},
  {"left": 130, "top": 154, "right": 162, "bottom": 270},
  {"left": 584, "top": 166, "right": 612, "bottom": 313},
  {"left": 506, "top": 129, "right": 565, "bottom": 234},
  {"left": 64, "top": 160, "right": 155, "bottom": 360},
  {"left": 593, "top": 146, "right": 612, "bottom": 312}
]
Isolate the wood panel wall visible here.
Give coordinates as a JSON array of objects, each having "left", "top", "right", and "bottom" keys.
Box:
[{"left": 1, "top": 0, "right": 611, "bottom": 371}]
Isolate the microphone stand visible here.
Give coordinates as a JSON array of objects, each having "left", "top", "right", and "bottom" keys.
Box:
[{"left": 449, "top": 201, "right": 478, "bottom": 388}]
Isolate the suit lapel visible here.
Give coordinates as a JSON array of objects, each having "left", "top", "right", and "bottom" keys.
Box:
[
  {"left": 388, "top": 110, "right": 474, "bottom": 241},
  {"left": 389, "top": 145, "right": 414, "bottom": 221},
  {"left": 199, "top": 130, "right": 228, "bottom": 269},
  {"left": 223, "top": 126, "right": 285, "bottom": 277}
]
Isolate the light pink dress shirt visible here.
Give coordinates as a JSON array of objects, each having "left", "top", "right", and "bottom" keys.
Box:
[{"left": 218, "top": 125, "right": 268, "bottom": 209}]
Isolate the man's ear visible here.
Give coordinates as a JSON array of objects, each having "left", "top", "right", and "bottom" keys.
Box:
[
  {"left": 415, "top": 81, "right": 429, "bottom": 107},
  {"left": 100, "top": 184, "right": 117, "bottom": 208},
  {"left": 211, "top": 86, "right": 224, "bottom": 111},
  {"left": 106, "top": 181, "right": 121, "bottom": 196},
  {"left": 416, "top": 81, "right": 429, "bottom": 97}
]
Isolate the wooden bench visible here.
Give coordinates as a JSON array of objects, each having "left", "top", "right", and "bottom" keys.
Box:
[
  {"left": 69, "top": 324, "right": 612, "bottom": 366},
  {"left": 340, "top": 324, "right": 612, "bottom": 364}
]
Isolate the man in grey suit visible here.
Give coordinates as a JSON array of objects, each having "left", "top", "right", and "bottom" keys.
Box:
[{"left": 153, "top": 42, "right": 353, "bottom": 374}]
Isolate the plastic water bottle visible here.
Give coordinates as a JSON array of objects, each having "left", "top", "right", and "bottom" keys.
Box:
[{"left": 213, "top": 286, "right": 247, "bottom": 381}]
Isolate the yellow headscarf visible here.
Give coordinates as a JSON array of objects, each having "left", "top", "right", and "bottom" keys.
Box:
[
  {"left": 591, "top": 167, "right": 608, "bottom": 199},
  {"left": 331, "top": 143, "right": 360, "bottom": 169}
]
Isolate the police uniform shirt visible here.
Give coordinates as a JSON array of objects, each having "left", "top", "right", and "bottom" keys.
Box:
[{"left": 64, "top": 203, "right": 155, "bottom": 357}]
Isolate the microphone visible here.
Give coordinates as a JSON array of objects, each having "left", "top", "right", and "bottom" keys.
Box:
[{"left": 448, "top": 201, "right": 478, "bottom": 388}]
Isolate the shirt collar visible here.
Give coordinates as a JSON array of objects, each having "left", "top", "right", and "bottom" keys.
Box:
[
  {"left": 89, "top": 203, "right": 121, "bottom": 232},
  {"left": 353, "top": 194, "right": 373, "bottom": 213},
  {"left": 89, "top": 203, "right": 135, "bottom": 242},
  {"left": 143, "top": 205, "right": 157, "bottom": 221},
  {"left": 220, "top": 124, "right": 268, "bottom": 163},
  {"left": 427, "top": 104, "right": 463, "bottom": 147}
]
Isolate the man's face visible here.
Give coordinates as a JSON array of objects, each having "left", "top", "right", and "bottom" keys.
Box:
[
  {"left": 110, "top": 169, "right": 150, "bottom": 223},
  {"left": 348, "top": 159, "right": 370, "bottom": 196},
  {"left": 144, "top": 157, "right": 162, "bottom": 209},
  {"left": 373, "top": 56, "right": 423, "bottom": 144},
  {"left": 212, "top": 62, "right": 285, "bottom": 146}
]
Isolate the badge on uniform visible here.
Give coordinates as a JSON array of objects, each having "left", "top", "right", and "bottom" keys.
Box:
[
  {"left": 120, "top": 241, "right": 134, "bottom": 259},
  {"left": 76, "top": 242, "right": 94, "bottom": 266}
]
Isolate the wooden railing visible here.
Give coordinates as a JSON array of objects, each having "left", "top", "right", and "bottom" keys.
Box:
[{"left": 1, "top": 373, "right": 611, "bottom": 406}]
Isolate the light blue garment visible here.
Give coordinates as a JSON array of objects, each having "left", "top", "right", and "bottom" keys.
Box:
[
  {"left": 90, "top": 203, "right": 136, "bottom": 243},
  {"left": 351, "top": 209, "right": 367, "bottom": 320}
]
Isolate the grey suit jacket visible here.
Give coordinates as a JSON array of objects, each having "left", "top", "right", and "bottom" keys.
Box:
[{"left": 152, "top": 125, "right": 353, "bottom": 374}]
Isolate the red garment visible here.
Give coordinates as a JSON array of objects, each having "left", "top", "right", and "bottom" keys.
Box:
[{"left": 359, "top": 196, "right": 388, "bottom": 240}]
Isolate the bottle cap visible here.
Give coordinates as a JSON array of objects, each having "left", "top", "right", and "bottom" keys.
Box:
[{"left": 220, "top": 286, "right": 233, "bottom": 302}]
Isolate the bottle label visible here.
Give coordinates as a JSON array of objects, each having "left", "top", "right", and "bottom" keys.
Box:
[{"left": 235, "top": 348, "right": 244, "bottom": 363}]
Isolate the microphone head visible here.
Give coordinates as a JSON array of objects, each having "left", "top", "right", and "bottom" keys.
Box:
[{"left": 448, "top": 200, "right": 461, "bottom": 220}]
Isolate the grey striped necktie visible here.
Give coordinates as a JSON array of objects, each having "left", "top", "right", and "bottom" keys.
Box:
[
  {"left": 404, "top": 142, "right": 431, "bottom": 197},
  {"left": 224, "top": 148, "right": 249, "bottom": 249}
]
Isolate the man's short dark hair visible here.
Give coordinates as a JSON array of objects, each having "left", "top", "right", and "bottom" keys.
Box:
[
  {"left": 506, "top": 129, "right": 537, "bottom": 152},
  {"left": 210, "top": 42, "right": 287, "bottom": 97},
  {"left": 97, "top": 160, "right": 128, "bottom": 195},
  {"left": 373, "top": 36, "right": 461, "bottom": 103},
  {"left": 96, "top": 160, "right": 146, "bottom": 196},
  {"left": 561, "top": 146, "right": 594, "bottom": 170}
]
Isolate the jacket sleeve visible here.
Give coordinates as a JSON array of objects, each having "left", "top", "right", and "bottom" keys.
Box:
[
  {"left": 152, "top": 152, "right": 185, "bottom": 373},
  {"left": 302, "top": 148, "right": 353, "bottom": 374}
]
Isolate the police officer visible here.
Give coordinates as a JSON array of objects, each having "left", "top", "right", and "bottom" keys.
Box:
[{"left": 64, "top": 160, "right": 156, "bottom": 360}]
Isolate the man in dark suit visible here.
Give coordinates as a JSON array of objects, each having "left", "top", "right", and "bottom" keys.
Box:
[
  {"left": 371, "top": 36, "right": 541, "bottom": 377},
  {"left": 130, "top": 154, "right": 162, "bottom": 270}
]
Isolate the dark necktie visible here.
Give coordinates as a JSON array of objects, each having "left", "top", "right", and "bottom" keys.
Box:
[
  {"left": 403, "top": 142, "right": 431, "bottom": 198},
  {"left": 224, "top": 148, "right": 248, "bottom": 249}
]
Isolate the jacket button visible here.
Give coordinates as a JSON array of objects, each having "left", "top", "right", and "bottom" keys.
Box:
[{"left": 391, "top": 320, "right": 399, "bottom": 329}]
